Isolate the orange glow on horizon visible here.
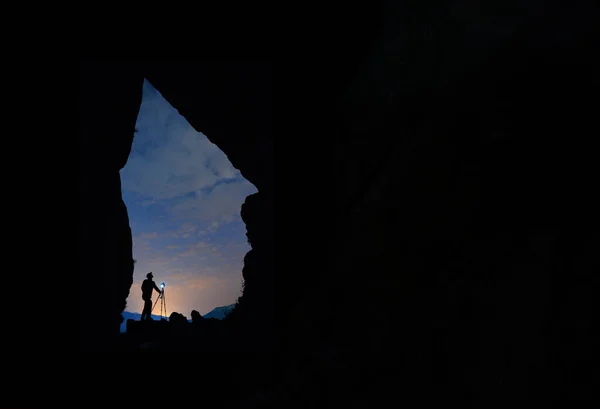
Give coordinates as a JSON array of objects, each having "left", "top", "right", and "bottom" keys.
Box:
[{"left": 126, "top": 274, "right": 241, "bottom": 317}]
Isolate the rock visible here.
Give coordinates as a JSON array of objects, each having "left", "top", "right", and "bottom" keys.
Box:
[
  {"left": 191, "top": 310, "right": 203, "bottom": 323},
  {"left": 169, "top": 312, "right": 188, "bottom": 326}
]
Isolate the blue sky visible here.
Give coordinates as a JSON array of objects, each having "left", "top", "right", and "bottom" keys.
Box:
[{"left": 120, "top": 79, "right": 257, "bottom": 317}]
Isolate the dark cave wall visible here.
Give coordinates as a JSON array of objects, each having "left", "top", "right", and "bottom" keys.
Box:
[
  {"left": 238, "top": 192, "right": 274, "bottom": 331},
  {"left": 278, "top": 1, "right": 599, "bottom": 407},
  {"left": 79, "top": 61, "right": 143, "bottom": 349}
]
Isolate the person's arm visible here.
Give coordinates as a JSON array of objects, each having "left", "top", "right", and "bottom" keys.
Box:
[{"left": 153, "top": 282, "right": 162, "bottom": 294}]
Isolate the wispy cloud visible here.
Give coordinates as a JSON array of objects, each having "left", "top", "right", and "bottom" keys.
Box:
[{"left": 121, "top": 80, "right": 256, "bottom": 207}]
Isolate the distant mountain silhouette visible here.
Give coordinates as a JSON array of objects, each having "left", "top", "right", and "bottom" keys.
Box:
[
  {"left": 203, "top": 304, "right": 235, "bottom": 320},
  {"left": 120, "top": 304, "right": 235, "bottom": 332}
]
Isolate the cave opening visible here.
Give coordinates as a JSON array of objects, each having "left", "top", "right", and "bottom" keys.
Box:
[
  {"left": 79, "top": 59, "right": 273, "bottom": 358},
  {"left": 119, "top": 78, "right": 257, "bottom": 329}
]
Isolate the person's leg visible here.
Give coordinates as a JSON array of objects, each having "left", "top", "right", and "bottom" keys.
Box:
[
  {"left": 145, "top": 298, "right": 153, "bottom": 320},
  {"left": 141, "top": 298, "right": 151, "bottom": 320}
]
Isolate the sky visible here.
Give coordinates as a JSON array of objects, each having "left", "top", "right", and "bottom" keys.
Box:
[{"left": 120, "top": 79, "right": 257, "bottom": 317}]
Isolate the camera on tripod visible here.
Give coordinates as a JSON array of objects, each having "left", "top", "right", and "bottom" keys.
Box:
[{"left": 152, "top": 281, "right": 167, "bottom": 318}]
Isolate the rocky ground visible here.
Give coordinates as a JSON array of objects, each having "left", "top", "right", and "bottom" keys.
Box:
[{"left": 105, "top": 315, "right": 275, "bottom": 408}]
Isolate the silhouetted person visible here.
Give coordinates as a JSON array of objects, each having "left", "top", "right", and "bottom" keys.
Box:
[{"left": 140, "top": 272, "right": 162, "bottom": 321}]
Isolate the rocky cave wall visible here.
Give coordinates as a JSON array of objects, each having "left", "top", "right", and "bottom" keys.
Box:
[
  {"left": 79, "top": 61, "right": 143, "bottom": 351},
  {"left": 276, "top": 1, "right": 599, "bottom": 407}
]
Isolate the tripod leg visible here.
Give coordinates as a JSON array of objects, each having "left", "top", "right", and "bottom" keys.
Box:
[{"left": 151, "top": 296, "right": 160, "bottom": 313}]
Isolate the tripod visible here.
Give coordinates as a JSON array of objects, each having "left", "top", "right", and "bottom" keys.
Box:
[{"left": 151, "top": 289, "right": 167, "bottom": 319}]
